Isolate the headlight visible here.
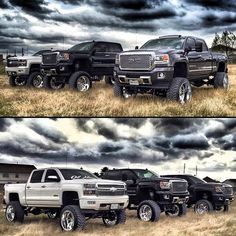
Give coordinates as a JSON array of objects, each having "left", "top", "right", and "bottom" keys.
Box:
[
  {"left": 83, "top": 184, "right": 96, "bottom": 196},
  {"left": 154, "top": 54, "right": 169, "bottom": 64},
  {"left": 58, "top": 52, "right": 70, "bottom": 61},
  {"left": 160, "top": 181, "right": 171, "bottom": 189},
  {"left": 215, "top": 186, "right": 223, "bottom": 193},
  {"left": 18, "top": 60, "right": 27, "bottom": 66},
  {"left": 115, "top": 54, "right": 120, "bottom": 64}
]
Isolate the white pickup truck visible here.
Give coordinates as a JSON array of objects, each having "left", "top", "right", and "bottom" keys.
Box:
[
  {"left": 4, "top": 168, "right": 129, "bottom": 232},
  {"left": 5, "top": 50, "right": 51, "bottom": 88}
]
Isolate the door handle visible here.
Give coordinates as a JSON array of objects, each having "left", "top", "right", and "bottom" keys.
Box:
[
  {"left": 41, "top": 185, "right": 46, "bottom": 188},
  {"left": 26, "top": 186, "right": 31, "bottom": 189},
  {"left": 105, "top": 55, "right": 110, "bottom": 57}
]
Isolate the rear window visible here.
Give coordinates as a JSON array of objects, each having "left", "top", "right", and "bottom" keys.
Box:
[
  {"left": 30, "top": 170, "right": 44, "bottom": 183},
  {"left": 104, "top": 171, "right": 122, "bottom": 180},
  {"left": 107, "top": 43, "right": 123, "bottom": 52}
]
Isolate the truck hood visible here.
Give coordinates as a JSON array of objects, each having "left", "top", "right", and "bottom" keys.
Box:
[
  {"left": 138, "top": 177, "right": 187, "bottom": 183},
  {"left": 62, "top": 178, "right": 125, "bottom": 185},
  {"left": 196, "top": 182, "right": 232, "bottom": 188},
  {"left": 121, "top": 48, "right": 180, "bottom": 55}
]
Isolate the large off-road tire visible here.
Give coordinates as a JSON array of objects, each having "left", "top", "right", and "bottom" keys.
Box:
[
  {"left": 194, "top": 200, "right": 213, "bottom": 215},
  {"left": 27, "top": 72, "right": 44, "bottom": 88},
  {"left": 105, "top": 76, "right": 115, "bottom": 85},
  {"left": 5, "top": 201, "right": 25, "bottom": 223},
  {"left": 214, "top": 72, "right": 229, "bottom": 90},
  {"left": 167, "top": 77, "right": 192, "bottom": 104},
  {"left": 69, "top": 71, "right": 92, "bottom": 92},
  {"left": 60, "top": 205, "right": 85, "bottom": 232},
  {"left": 137, "top": 200, "right": 161, "bottom": 222},
  {"left": 9, "top": 76, "right": 26, "bottom": 87},
  {"left": 43, "top": 76, "right": 65, "bottom": 90},
  {"left": 102, "top": 209, "right": 126, "bottom": 227},
  {"left": 165, "top": 204, "right": 187, "bottom": 217}
]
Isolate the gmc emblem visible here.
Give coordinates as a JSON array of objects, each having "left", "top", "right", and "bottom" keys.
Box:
[{"left": 128, "top": 57, "right": 141, "bottom": 63}]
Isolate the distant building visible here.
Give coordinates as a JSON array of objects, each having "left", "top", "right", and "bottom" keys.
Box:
[
  {"left": 0, "top": 163, "right": 36, "bottom": 187},
  {"left": 223, "top": 179, "right": 236, "bottom": 192},
  {"left": 203, "top": 176, "right": 220, "bottom": 183}
]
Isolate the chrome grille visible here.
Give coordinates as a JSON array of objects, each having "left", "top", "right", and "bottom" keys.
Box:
[
  {"left": 171, "top": 181, "right": 188, "bottom": 193},
  {"left": 224, "top": 186, "right": 233, "bottom": 195},
  {"left": 97, "top": 184, "right": 126, "bottom": 196},
  {"left": 42, "top": 53, "right": 57, "bottom": 65},
  {"left": 120, "top": 54, "right": 153, "bottom": 71}
]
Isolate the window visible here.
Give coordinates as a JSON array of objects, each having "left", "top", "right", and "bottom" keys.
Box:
[
  {"left": 122, "top": 170, "right": 137, "bottom": 180},
  {"left": 196, "top": 39, "right": 208, "bottom": 52},
  {"left": 107, "top": 43, "right": 122, "bottom": 52},
  {"left": 60, "top": 169, "right": 97, "bottom": 180},
  {"left": 3, "top": 173, "right": 9, "bottom": 178},
  {"left": 94, "top": 43, "right": 107, "bottom": 52},
  {"left": 44, "top": 169, "right": 60, "bottom": 182},
  {"left": 132, "top": 169, "right": 158, "bottom": 179},
  {"left": 30, "top": 170, "right": 44, "bottom": 183},
  {"left": 186, "top": 38, "right": 196, "bottom": 50},
  {"left": 104, "top": 171, "right": 122, "bottom": 180},
  {"left": 69, "top": 42, "right": 95, "bottom": 52}
]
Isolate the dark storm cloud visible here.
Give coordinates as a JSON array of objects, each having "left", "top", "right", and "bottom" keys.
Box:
[
  {"left": 0, "top": 119, "right": 10, "bottom": 132},
  {"left": 0, "top": 0, "right": 8, "bottom": 8}
]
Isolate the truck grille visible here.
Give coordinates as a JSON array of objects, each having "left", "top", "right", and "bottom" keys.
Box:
[
  {"left": 7, "top": 60, "right": 19, "bottom": 67},
  {"left": 42, "top": 53, "right": 57, "bottom": 65},
  {"left": 97, "top": 184, "right": 126, "bottom": 196},
  {"left": 224, "top": 186, "right": 233, "bottom": 195},
  {"left": 171, "top": 181, "right": 188, "bottom": 193},
  {"left": 120, "top": 54, "right": 153, "bottom": 71}
]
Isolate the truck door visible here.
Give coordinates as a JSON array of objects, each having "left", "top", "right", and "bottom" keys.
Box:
[
  {"left": 40, "top": 169, "right": 61, "bottom": 207},
  {"left": 186, "top": 37, "right": 203, "bottom": 79},
  {"left": 26, "top": 170, "right": 45, "bottom": 206},
  {"left": 122, "top": 170, "right": 138, "bottom": 205}
]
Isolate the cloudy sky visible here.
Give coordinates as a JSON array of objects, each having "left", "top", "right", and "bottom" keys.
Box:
[
  {"left": 0, "top": 118, "right": 236, "bottom": 181},
  {"left": 0, "top": 0, "right": 236, "bottom": 55}
]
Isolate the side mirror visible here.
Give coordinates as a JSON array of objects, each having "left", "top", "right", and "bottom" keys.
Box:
[
  {"left": 185, "top": 45, "right": 192, "bottom": 54},
  {"left": 46, "top": 175, "right": 60, "bottom": 182},
  {"left": 196, "top": 42, "right": 203, "bottom": 52},
  {"left": 135, "top": 46, "right": 139, "bottom": 50}
]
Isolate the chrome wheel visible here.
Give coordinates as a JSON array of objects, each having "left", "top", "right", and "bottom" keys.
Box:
[
  {"left": 76, "top": 76, "right": 91, "bottom": 92},
  {"left": 166, "top": 205, "right": 179, "bottom": 217},
  {"left": 6, "top": 205, "right": 15, "bottom": 222},
  {"left": 223, "top": 74, "right": 229, "bottom": 90},
  {"left": 103, "top": 211, "right": 117, "bottom": 226},
  {"left": 50, "top": 77, "right": 64, "bottom": 90},
  {"left": 15, "top": 77, "right": 26, "bottom": 86},
  {"left": 195, "top": 203, "right": 209, "bottom": 215},
  {"left": 61, "top": 210, "right": 75, "bottom": 232},
  {"left": 33, "top": 75, "right": 44, "bottom": 88},
  {"left": 179, "top": 82, "right": 192, "bottom": 104},
  {"left": 139, "top": 204, "right": 153, "bottom": 222}
]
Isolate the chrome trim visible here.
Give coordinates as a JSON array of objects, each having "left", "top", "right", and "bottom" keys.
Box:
[{"left": 118, "top": 75, "right": 152, "bottom": 85}]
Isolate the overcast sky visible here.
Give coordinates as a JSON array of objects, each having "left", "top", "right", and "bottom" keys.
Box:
[
  {"left": 0, "top": 0, "right": 236, "bottom": 55},
  {"left": 0, "top": 118, "right": 236, "bottom": 181}
]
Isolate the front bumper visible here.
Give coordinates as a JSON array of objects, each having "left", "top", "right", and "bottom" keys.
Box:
[
  {"left": 80, "top": 195, "right": 129, "bottom": 211},
  {"left": 114, "top": 65, "right": 174, "bottom": 90},
  {"left": 212, "top": 194, "right": 234, "bottom": 206},
  {"left": 157, "top": 191, "right": 190, "bottom": 205},
  {"left": 5, "top": 66, "right": 30, "bottom": 76},
  {"left": 41, "top": 63, "right": 72, "bottom": 78}
]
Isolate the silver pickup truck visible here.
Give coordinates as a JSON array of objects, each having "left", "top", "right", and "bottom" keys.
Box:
[
  {"left": 5, "top": 50, "right": 50, "bottom": 88},
  {"left": 4, "top": 168, "right": 129, "bottom": 232}
]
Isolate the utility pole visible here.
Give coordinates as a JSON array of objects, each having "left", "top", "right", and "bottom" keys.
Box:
[
  {"left": 183, "top": 163, "right": 186, "bottom": 174},
  {"left": 196, "top": 165, "right": 198, "bottom": 176}
]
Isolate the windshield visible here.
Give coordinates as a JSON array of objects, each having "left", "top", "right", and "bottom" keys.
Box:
[
  {"left": 60, "top": 169, "right": 97, "bottom": 180},
  {"left": 33, "top": 50, "right": 51, "bottom": 56},
  {"left": 133, "top": 169, "right": 158, "bottom": 179},
  {"left": 141, "top": 38, "right": 185, "bottom": 50},
  {"left": 189, "top": 176, "right": 206, "bottom": 184},
  {"left": 69, "top": 42, "right": 94, "bottom": 52}
]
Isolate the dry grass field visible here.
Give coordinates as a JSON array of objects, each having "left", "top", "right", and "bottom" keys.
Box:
[
  {"left": 0, "top": 65, "right": 235, "bottom": 117},
  {"left": 0, "top": 194, "right": 235, "bottom": 236}
]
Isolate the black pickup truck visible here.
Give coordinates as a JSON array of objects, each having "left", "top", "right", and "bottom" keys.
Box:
[
  {"left": 114, "top": 35, "right": 228, "bottom": 103},
  {"left": 162, "top": 174, "right": 234, "bottom": 214},
  {"left": 102, "top": 169, "right": 189, "bottom": 222},
  {"left": 41, "top": 41, "right": 123, "bottom": 91}
]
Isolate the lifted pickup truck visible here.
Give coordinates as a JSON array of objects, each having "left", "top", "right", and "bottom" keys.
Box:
[
  {"left": 5, "top": 50, "right": 51, "bottom": 88},
  {"left": 114, "top": 35, "right": 228, "bottom": 103},
  {"left": 102, "top": 169, "right": 189, "bottom": 222},
  {"left": 4, "top": 168, "right": 129, "bottom": 232},
  {"left": 41, "top": 41, "right": 123, "bottom": 91},
  {"left": 162, "top": 174, "right": 234, "bottom": 214}
]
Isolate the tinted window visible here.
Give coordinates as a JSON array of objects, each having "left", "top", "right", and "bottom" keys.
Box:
[
  {"left": 94, "top": 43, "right": 107, "bottom": 52},
  {"left": 44, "top": 169, "right": 60, "bottom": 182},
  {"left": 104, "top": 171, "right": 122, "bottom": 180},
  {"left": 33, "top": 50, "right": 51, "bottom": 56},
  {"left": 133, "top": 169, "right": 158, "bottom": 179},
  {"left": 107, "top": 44, "right": 122, "bottom": 52},
  {"left": 69, "top": 42, "right": 94, "bottom": 52},
  {"left": 30, "top": 170, "right": 44, "bottom": 183},
  {"left": 60, "top": 169, "right": 97, "bottom": 180},
  {"left": 122, "top": 170, "right": 137, "bottom": 180},
  {"left": 197, "top": 39, "right": 208, "bottom": 51},
  {"left": 186, "top": 38, "right": 195, "bottom": 50}
]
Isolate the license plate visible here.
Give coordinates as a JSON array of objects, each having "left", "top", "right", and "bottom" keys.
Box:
[
  {"left": 129, "top": 79, "right": 139, "bottom": 86},
  {"left": 110, "top": 204, "right": 119, "bottom": 210}
]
